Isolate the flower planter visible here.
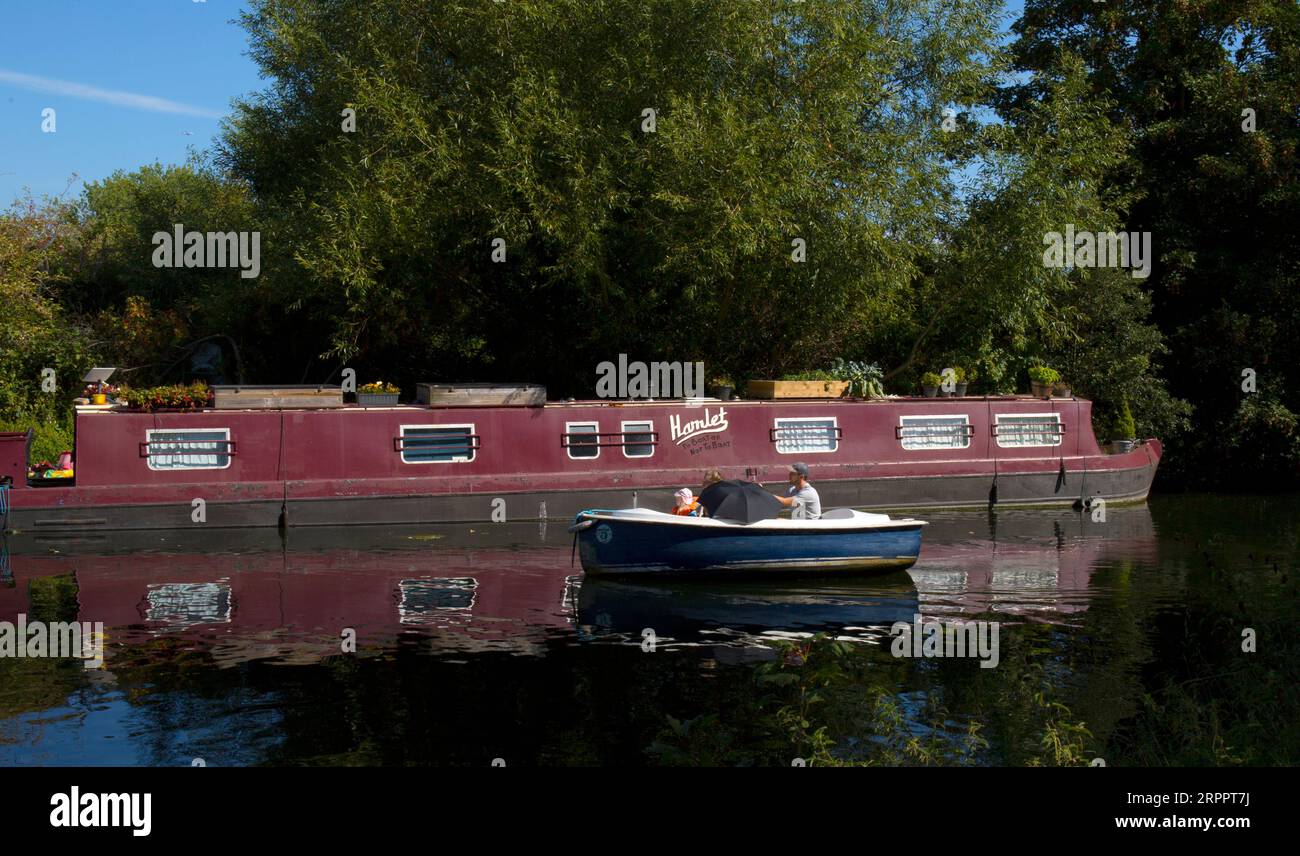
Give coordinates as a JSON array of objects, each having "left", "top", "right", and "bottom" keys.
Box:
[
  {"left": 1111, "top": 439, "right": 1136, "bottom": 454},
  {"left": 1053, "top": 384, "right": 1072, "bottom": 398},
  {"left": 953, "top": 383, "right": 968, "bottom": 397},
  {"left": 708, "top": 385, "right": 735, "bottom": 401},
  {"left": 922, "top": 385, "right": 938, "bottom": 398},
  {"left": 357, "top": 392, "right": 400, "bottom": 406},
  {"left": 1030, "top": 380, "right": 1052, "bottom": 398}
]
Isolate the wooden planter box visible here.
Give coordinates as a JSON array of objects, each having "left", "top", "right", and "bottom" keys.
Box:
[
  {"left": 212, "top": 385, "right": 343, "bottom": 410},
  {"left": 747, "top": 379, "right": 849, "bottom": 399},
  {"left": 416, "top": 383, "right": 546, "bottom": 407}
]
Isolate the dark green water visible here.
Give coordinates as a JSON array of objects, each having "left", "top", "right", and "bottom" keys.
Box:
[{"left": 1, "top": 494, "right": 1296, "bottom": 766}]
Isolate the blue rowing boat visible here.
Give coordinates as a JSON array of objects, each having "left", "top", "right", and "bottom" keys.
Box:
[{"left": 569, "top": 507, "right": 926, "bottom": 576}]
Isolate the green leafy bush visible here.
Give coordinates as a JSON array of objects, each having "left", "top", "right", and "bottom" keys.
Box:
[
  {"left": 920, "top": 371, "right": 942, "bottom": 387},
  {"left": 0, "top": 413, "right": 75, "bottom": 465},
  {"left": 1028, "top": 365, "right": 1060, "bottom": 385},
  {"left": 1110, "top": 401, "right": 1136, "bottom": 440}
]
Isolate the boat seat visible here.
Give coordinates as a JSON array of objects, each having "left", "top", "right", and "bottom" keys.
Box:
[{"left": 821, "top": 508, "right": 855, "bottom": 519}]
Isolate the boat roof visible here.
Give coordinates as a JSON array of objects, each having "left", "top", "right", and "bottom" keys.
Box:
[{"left": 75, "top": 393, "right": 1081, "bottom": 414}]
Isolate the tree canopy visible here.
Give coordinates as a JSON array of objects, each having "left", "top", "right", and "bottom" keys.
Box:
[{"left": 5, "top": 0, "right": 1298, "bottom": 487}]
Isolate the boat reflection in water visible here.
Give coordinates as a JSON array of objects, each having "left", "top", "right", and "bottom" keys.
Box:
[
  {"left": 576, "top": 573, "right": 919, "bottom": 649},
  {"left": 911, "top": 503, "right": 1158, "bottom": 622},
  {"left": 1, "top": 523, "right": 583, "bottom": 665},
  {"left": 0, "top": 503, "right": 1157, "bottom": 668}
]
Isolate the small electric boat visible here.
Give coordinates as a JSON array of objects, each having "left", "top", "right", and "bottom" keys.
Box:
[{"left": 569, "top": 508, "right": 926, "bottom": 577}]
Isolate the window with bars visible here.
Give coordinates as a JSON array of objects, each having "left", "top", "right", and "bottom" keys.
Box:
[
  {"left": 621, "top": 420, "right": 655, "bottom": 458},
  {"left": 772, "top": 418, "right": 839, "bottom": 454},
  {"left": 564, "top": 422, "right": 600, "bottom": 459},
  {"left": 898, "top": 415, "right": 972, "bottom": 450},
  {"left": 143, "top": 429, "right": 232, "bottom": 470},
  {"left": 994, "top": 414, "right": 1064, "bottom": 448},
  {"left": 399, "top": 424, "right": 478, "bottom": 463}
]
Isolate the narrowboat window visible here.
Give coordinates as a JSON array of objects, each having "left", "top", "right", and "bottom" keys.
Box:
[
  {"left": 566, "top": 422, "right": 600, "bottom": 459},
  {"left": 400, "top": 424, "right": 477, "bottom": 463},
  {"left": 995, "top": 413, "right": 1063, "bottom": 448},
  {"left": 773, "top": 417, "right": 839, "bottom": 454},
  {"left": 899, "top": 415, "right": 971, "bottom": 451},
  {"left": 621, "top": 420, "right": 655, "bottom": 458},
  {"left": 144, "top": 428, "right": 232, "bottom": 470}
]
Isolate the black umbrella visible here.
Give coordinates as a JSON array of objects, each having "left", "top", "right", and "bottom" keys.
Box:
[{"left": 698, "top": 480, "right": 784, "bottom": 523}]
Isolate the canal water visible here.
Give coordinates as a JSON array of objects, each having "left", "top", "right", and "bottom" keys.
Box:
[{"left": 1, "top": 494, "right": 1296, "bottom": 766}]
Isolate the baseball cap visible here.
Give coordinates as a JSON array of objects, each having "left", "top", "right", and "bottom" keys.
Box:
[{"left": 789, "top": 462, "right": 809, "bottom": 478}]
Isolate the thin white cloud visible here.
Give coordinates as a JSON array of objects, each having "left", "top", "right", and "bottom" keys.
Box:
[{"left": 0, "top": 69, "right": 222, "bottom": 119}]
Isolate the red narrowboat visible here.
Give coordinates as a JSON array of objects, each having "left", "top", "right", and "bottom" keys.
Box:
[{"left": 0, "top": 388, "right": 1160, "bottom": 533}]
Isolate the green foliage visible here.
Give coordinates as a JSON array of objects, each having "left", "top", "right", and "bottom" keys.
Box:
[
  {"left": 1027, "top": 365, "right": 1059, "bottom": 385},
  {"left": 217, "top": 0, "right": 1005, "bottom": 391},
  {"left": 118, "top": 382, "right": 212, "bottom": 412},
  {"left": 920, "top": 371, "right": 942, "bottom": 388},
  {"left": 1006, "top": 0, "right": 1300, "bottom": 485},
  {"left": 831, "top": 359, "right": 885, "bottom": 399},
  {"left": 1219, "top": 395, "right": 1300, "bottom": 490},
  {"left": 0, "top": 195, "right": 95, "bottom": 425},
  {"left": 1109, "top": 401, "right": 1137, "bottom": 441},
  {"left": 0, "top": 413, "right": 75, "bottom": 465}
]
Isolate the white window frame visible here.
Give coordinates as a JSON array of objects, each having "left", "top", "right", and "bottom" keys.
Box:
[
  {"left": 773, "top": 416, "right": 839, "bottom": 455},
  {"left": 994, "top": 412, "right": 1063, "bottom": 449},
  {"left": 400, "top": 423, "right": 477, "bottom": 464},
  {"left": 565, "top": 421, "right": 601, "bottom": 460},
  {"left": 898, "top": 414, "right": 972, "bottom": 451},
  {"left": 144, "top": 428, "right": 232, "bottom": 471},
  {"left": 620, "top": 420, "right": 655, "bottom": 459}
]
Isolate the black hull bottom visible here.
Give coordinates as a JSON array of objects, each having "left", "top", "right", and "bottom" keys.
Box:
[{"left": 6, "top": 460, "right": 1155, "bottom": 533}]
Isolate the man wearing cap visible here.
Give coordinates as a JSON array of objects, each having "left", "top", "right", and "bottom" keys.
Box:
[{"left": 775, "top": 462, "right": 821, "bottom": 519}]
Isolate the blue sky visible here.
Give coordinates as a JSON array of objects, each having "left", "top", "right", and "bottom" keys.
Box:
[
  {"left": 0, "top": 1, "right": 262, "bottom": 203},
  {"left": 1, "top": 1, "right": 1024, "bottom": 205}
]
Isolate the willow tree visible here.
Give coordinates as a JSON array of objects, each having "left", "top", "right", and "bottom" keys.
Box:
[{"left": 218, "top": 0, "right": 1002, "bottom": 393}]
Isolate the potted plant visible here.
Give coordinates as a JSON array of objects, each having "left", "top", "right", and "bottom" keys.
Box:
[
  {"left": 1053, "top": 378, "right": 1073, "bottom": 398},
  {"left": 832, "top": 359, "right": 886, "bottom": 399},
  {"left": 920, "top": 371, "right": 942, "bottom": 397},
  {"left": 941, "top": 366, "right": 967, "bottom": 397},
  {"left": 357, "top": 381, "right": 401, "bottom": 406},
  {"left": 1027, "top": 365, "right": 1059, "bottom": 398},
  {"left": 1109, "top": 401, "right": 1137, "bottom": 453},
  {"left": 708, "top": 376, "right": 735, "bottom": 401},
  {"left": 82, "top": 382, "right": 119, "bottom": 406}
]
